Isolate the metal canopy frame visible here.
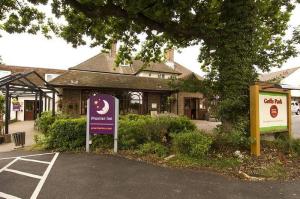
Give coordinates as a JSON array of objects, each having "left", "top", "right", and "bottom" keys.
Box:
[{"left": 0, "top": 71, "right": 58, "bottom": 134}]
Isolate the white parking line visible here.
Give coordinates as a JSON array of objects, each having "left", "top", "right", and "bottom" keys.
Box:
[
  {"left": 0, "top": 158, "right": 19, "bottom": 173},
  {"left": 0, "top": 152, "right": 56, "bottom": 161},
  {"left": 30, "top": 152, "right": 59, "bottom": 199},
  {"left": 0, "top": 191, "right": 22, "bottom": 199},
  {"left": 0, "top": 152, "right": 59, "bottom": 199},
  {"left": 19, "top": 158, "right": 50, "bottom": 165},
  {"left": 5, "top": 168, "right": 42, "bottom": 179}
]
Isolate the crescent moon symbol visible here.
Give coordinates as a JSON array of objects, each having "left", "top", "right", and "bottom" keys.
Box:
[{"left": 97, "top": 100, "right": 110, "bottom": 115}]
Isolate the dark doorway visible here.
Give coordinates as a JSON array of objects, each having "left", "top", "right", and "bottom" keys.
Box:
[
  {"left": 24, "top": 100, "right": 39, "bottom": 120},
  {"left": 184, "top": 98, "right": 198, "bottom": 119}
]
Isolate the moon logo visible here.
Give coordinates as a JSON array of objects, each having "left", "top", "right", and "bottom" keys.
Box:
[{"left": 96, "top": 100, "right": 110, "bottom": 115}]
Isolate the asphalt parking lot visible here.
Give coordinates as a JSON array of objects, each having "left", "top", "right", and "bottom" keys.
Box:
[{"left": 1, "top": 151, "right": 300, "bottom": 199}]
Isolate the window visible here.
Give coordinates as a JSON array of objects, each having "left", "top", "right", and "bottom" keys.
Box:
[
  {"left": 45, "top": 74, "right": 60, "bottom": 82},
  {"left": 158, "top": 73, "right": 165, "bottom": 79}
]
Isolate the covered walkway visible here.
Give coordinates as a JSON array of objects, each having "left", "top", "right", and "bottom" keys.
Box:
[{"left": 0, "top": 70, "right": 57, "bottom": 136}]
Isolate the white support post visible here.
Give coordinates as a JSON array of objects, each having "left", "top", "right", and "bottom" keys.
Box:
[
  {"left": 86, "top": 98, "right": 90, "bottom": 153},
  {"left": 114, "top": 98, "right": 119, "bottom": 153}
]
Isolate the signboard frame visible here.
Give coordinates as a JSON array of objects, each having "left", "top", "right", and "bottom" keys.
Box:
[
  {"left": 86, "top": 94, "right": 119, "bottom": 153},
  {"left": 250, "top": 84, "right": 291, "bottom": 156}
]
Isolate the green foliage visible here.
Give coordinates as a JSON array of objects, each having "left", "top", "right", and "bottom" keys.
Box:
[
  {"left": 35, "top": 112, "right": 56, "bottom": 135},
  {"left": 46, "top": 118, "right": 86, "bottom": 151},
  {"left": 257, "top": 163, "right": 286, "bottom": 179},
  {"left": 35, "top": 111, "right": 68, "bottom": 135},
  {"left": 138, "top": 142, "right": 168, "bottom": 157},
  {"left": 0, "top": 95, "right": 5, "bottom": 114},
  {"left": 169, "top": 75, "right": 206, "bottom": 93},
  {"left": 213, "top": 130, "right": 251, "bottom": 150},
  {"left": 119, "top": 114, "right": 196, "bottom": 149},
  {"left": 169, "top": 154, "right": 241, "bottom": 170},
  {"left": 172, "top": 130, "right": 213, "bottom": 158},
  {"left": 1, "top": 0, "right": 299, "bottom": 128},
  {"left": 274, "top": 136, "right": 300, "bottom": 156},
  {"left": 91, "top": 134, "right": 113, "bottom": 150}
]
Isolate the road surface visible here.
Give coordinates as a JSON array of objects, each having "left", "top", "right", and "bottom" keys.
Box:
[{"left": 0, "top": 151, "right": 300, "bottom": 199}]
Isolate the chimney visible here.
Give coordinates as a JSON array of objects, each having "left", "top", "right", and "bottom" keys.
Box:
[
  {"left": 165, "top": 48, "right": 175, "bottom": 69},
  {"left": 165, "top": 48, "right": 174, "bottom": 62},
  {"left": 110, "top": 42, "right": 117, "bottom": 57}
]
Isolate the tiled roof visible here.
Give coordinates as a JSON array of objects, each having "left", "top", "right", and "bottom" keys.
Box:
[
  {"left": 174, "top": 62, "right": 203, "bottom": 80},
  {"left": 0, "top": 64, "right": 65, "bottom": 76},
  {"left": 259, "top": 67, "right": 300, "bottom": 82},
  {"left": 50, "top": 70, "right": 173, "bottom": 91},
  {"left": 70, "top": 53, "right": 180, "bottom": 74}
]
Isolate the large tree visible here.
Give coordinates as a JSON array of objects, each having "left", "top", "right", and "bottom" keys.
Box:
[{"left": 1, "top": 0, "right": 299, "bottom": 131}]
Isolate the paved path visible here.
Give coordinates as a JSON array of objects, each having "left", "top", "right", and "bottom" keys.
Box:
[
  {"left": 292, "top": 115, "right": 300, "bottom": 139},
  {"left": 0, "top": 151, "right": 300, "bottom": 199},
  {"left": 0, "top": 121, "right": 37, "bottom": 152}
]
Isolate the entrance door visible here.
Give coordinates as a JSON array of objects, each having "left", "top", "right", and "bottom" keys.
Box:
[
  {"left": 24, "top": 100, "right": 37, "bottom": 120},
  {"left": 184, "top": 98, "right": 198, "bottom": 119}
]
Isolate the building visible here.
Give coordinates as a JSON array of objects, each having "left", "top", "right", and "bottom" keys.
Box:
[
  {"left": 259, "top": 66, "right": 300, "bottom": 102},
  {"left": 0, "top": 65, "right": 65, "bottom": 121},
  {"left": 50, "top": 47, "right": 207, "bottom": 120}
]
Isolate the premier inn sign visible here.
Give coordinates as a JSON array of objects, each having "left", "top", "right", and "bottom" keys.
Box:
[{"left": 259, "top": 92, "right": 288, "bottom": 133}]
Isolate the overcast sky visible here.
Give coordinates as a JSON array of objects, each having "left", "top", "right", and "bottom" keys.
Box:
[{"left": 0, "top": 4, "right": 299, "bottom": 76}]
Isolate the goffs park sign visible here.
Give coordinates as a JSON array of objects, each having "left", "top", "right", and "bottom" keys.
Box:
[
  {"left": 86, "top": 94, "right": 119, "bottom": 153},
  {"left": 250, "top": 84, "right": 291, "bottom": 156}
]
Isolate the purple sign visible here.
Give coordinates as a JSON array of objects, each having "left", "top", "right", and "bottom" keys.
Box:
[
  {"left": 12, "top": 104, "right": 21, "bottom": 111},
  {"left": 87, "top": 94, "right": 118, "bottom": 135}
]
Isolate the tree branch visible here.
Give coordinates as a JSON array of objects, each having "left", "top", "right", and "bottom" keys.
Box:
[{"left": 63, "top": 0, "right": 209, "bottom": 43}]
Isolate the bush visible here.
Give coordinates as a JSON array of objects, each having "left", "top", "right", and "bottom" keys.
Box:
[
  {"left": 35, "top": 112, "right": 68, "bottom": 135},
  {"left": 46, "top": 118, "right": 86, "bottom": 151},
  {"left": 36, "top": 113, "right": 196, "bottom": 152},
  {"left": 212, "top": 129, "right": 251, "bottom": 150},
  {"left": 35, "top": 112, "right": 56, "bottom": 135},
  {"left": 274, "top": 136, "right": 300, "bottom": 156},
  {"left": 91, "top": 134, "right": 114, "bottom": 150},
  {"left": 172, "top": 130, "right": 213, "bottom": 158},
  {"left": 138, "top": 142, "right": 168, "bottom": 157},
  {"left": 119, "top": 114, "right": 196, "bottom": 149}
]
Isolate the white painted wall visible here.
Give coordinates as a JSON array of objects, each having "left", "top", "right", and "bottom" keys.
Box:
[
  {"left": 281, "top": 68, "right": 300, "bottom": 97},
  {"left": 136, "top": 71, "right": 175, "bottom": 79},
  {"left": 8, "top": 93, "right": 60, "bottom": 121}
]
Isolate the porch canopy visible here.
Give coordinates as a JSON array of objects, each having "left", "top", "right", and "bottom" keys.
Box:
[{"left": 0, "top": 70, "right": 58, "bottom": 134}]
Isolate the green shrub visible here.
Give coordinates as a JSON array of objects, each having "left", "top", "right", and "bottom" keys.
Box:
[
  {"left": 160, "top": 115, "right": 196, "bottom": 134},
  {"left": 172, "top": 130, "right": 213, "bottom": 158},
  {"left": 138, "top": 142, "right": 168, "bottom": 157},
  {"left": 35, "top": 112, "right": 56, "bottom": 135},
  {"left": 91, "top": 134, "right": 114, "bottom": 149},
  {"left": 213, "top": 130, "right": 251, "bottom": 150},
  {"left": 36, "top": 113, "right": 196, "bottom": 151},
  {"left": 119, "top": 114, "right": 196, "bottom": 149},
  {"left": 35, "top": 112, "right": 68, "bottom": 135},
  {"left": 290, "top": 139, "right": 300, "bottom": 155},
  {"left": 46, "top": 118, "right": 86, "bottom": 151},
  {"left": 274, "top": 136, "right": 300, "bottom": 156}
]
